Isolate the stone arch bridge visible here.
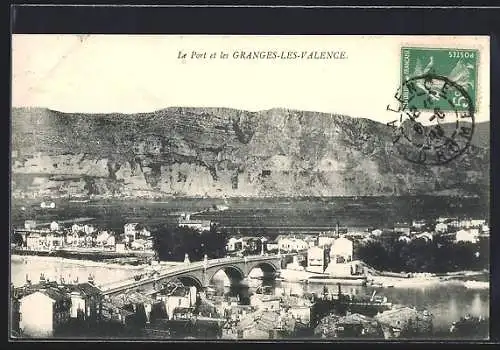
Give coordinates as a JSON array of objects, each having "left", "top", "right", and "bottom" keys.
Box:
[{"left": 98, "top": 255, "right": 284, "bottom": 298}]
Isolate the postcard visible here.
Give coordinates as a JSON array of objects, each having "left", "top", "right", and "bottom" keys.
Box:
[{"left": 10, "top": 34, "right": 490, "bottom": 340}]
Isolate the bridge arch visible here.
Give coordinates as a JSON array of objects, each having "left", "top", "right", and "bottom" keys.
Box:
[
  {"left": 207, "top": 265, "right": 246, "bottom": 287},
  {"left": 175, "top": 276, "right": 203, "bottom": 290},
  {"left": 248, "top": 261, "right": 280, "bottom": 279}
]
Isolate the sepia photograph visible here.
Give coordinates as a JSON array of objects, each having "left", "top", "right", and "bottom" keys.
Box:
[{"left": 10, "top": 34, "right": 490, "bottom": 341}]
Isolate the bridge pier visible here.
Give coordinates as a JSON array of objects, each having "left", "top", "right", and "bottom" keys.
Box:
[{"left": 100, "top": 255, "right": 283, "bottom": 299}]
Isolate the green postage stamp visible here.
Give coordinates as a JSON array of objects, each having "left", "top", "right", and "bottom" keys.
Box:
[{"left": 400, "top": 47, "right": 479, "bottom": 112}]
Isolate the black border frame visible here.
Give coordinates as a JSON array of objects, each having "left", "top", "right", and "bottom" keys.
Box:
[{"left": 7, "top": 3, "right": 500, "bottom": 347}]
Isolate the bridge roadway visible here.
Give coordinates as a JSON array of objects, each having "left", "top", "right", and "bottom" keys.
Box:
[{"left": 98, "top": 254, "right": 285, "bottom": 297}]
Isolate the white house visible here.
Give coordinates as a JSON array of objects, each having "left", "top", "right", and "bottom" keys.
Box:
[
  {"left": 307, "top": 246, "right": 326, "bottom": 273},
  {"left": 124, "top": 223, "right": 139, "bottom": 241},
  {"left": 371, "top": 229, "right": 383, "bottom": 237},
  {"left": 435, "top": 223, "right": 448, "bottom": 233},
  {"left": 26, "top": 233, "right": 43, "bottom": 250},
  {"left": 83, "top": 224, "right": 96, "bottom": 235},
  {"left": 317, "top": 235, "right": 336, "bottom": 247},
  {"left": 69, "top": 282, "right": 102, "bottom": 321},
  {"left": 115, "top": 243, "right": 126, "bottom": 252},
  {"left": 304, "top": 236, "right": 318, "bottom": 248},
  {"left": 163, "top": 287, "right": 197, "bottom": 319},
  {"left": 330, "top": 236, "right": 353, "bottom": 263},
  {"left": 96, "top": 231, "right": 110, "bottom": 246},
  {"left": 46, "top": 233, "right": 64, "bottom": 248},
  {"left": 278, "top": 237, "right": 308, "bottom": 252},
  {"left": 19, "top": 290, "right": 71, "bottom": 338},
  {"left": 470, "top": 219, "right": 486, "bottom": 227},
  {"left": 105, "top": 235, "right": 116, "bottom": 247},
  {"left": 226, "top": 237, "right": 243, "bottom": 252},
  {"left": 71, "top": 224, "right": 84, "bottom": 233},
  {"left": 49, "top": 221, "right": 60, "bottom": 232},
  {"left": 266, "top": 241, "right": 279, "bottom": 252},
  {"left": 456, "top": 229, "right": 480, "bottom": 244}
]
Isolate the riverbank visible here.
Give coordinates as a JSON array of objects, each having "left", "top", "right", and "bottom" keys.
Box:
[
  {"left": 278, "top": 267, "right": 489, "bottom": 290},
  {"left": 368, "top": 272, "right": 489, "bottom": 290},
  {"left": 11, "top": 254, "right": 148, "bottom": 271}
]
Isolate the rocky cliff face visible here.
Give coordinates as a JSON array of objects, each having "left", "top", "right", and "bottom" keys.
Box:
[{"left": 11, "top": 107, "right": 489, "bottom": 199}]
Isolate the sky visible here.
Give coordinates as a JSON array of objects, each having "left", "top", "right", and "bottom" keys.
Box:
[{"left": 12, "top": 35, "right": 490, "bottom": 123}]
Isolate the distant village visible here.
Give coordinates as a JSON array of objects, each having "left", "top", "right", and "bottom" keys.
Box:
[
  {"left": 225, "top": 217, "right": 490, "bottom": 256},
  {"left": 12, "top": 213, "right": 215, "bottom": 255},
  {"left": 13, "top": 213, "right": 489, "bottom": 263}
]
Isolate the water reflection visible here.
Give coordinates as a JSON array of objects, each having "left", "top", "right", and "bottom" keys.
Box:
[{"left": 11, "top": 256, "right": 138, "bottom": 287}]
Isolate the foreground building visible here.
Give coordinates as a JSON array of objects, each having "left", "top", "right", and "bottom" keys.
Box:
[{"left": 19, "top": 288, "right": 71, "bottom": 337}]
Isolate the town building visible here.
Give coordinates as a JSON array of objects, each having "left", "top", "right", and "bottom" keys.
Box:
[
  {"left": 24, "top": 220, "right": 37, "bottom": 230},
  {"left": 45, "top": 233, "right": 64, "bottom": 249},
  {"left": 374, "top": 306, "right": 432, "bottom": 339},
  {"left": 303, "top": 236, "right": 318, "bottom": 248},
  {"left": 178, "top": 214, "right": 212, "bottom": 232},
  {"left": 95, "top": 231, "right": 116, "bottom": 248},
  {"left": 49, "top": 221, "right": 60, "bottom": 232},
  {"left": 394, "top": 223, "right": 410, "bottom": 236},
  {"left": 71, "top": 224, "right": 84, "bottom": 233},
  {"left": 317, "top": 235, "right": 336, "bottom": 247},
  {"left": 435, "top": 223, "right": 448, "bottom": 233},
  {"left": 306, "top": 246, "right": 326, "bottom": 273},
  {"left": 69, "top": 282, "right": 103, "bottom": 321},
  {"left": 83, "top": 224, "right": 96, "bottom": 235},
  {"left": 163, "top": 286, "right": 197, "bottom": 319},
  {"left": 226, "top": 237, "right": 243, "bottom": 252},
  {"left": 66, "top": 231, "right": 87, "bottom": 247},
  {"left": 456, "top": 229, "right": 480, "bottom": 244},
  {"left": 26, "top": 233, "right": 43, "bottom": 250},
  {"left": 278, "top": 237, "right": 308, "bottom": 252},
  {"left": 124, "top": 223, "right": 140, "bottom": 241},
  {"left": 115, "top": 243, "right": 126, "bottom": 252},
  {"left": 18, "top": 289, "right": 71, "bottom": 337},
  {"left": 324, "top": 237, "right": 354, "bottom": 276},
  {"left": 412, "top": 220, "right": 426, "bottom": 230},
  {"left": 266, "top": 240, "right": 279, "bottom": 252},
  {"left": 131, "top": 238, "right": 153, "bottom": 250},
  {"left": 330, "top": 237, "right": 353, "bottom": 263},
  {"left": 469, "top": 219, "right": 486, "bottom": 228}
]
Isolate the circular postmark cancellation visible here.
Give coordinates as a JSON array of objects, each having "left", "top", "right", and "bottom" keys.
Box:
[{"left": 386, "top": 74, "right": 475, "bottom": 166}]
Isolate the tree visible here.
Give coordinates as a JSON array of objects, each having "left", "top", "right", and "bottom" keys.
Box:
[{"left": 151, "top": 223, "right": 228, "bottom": 261}]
